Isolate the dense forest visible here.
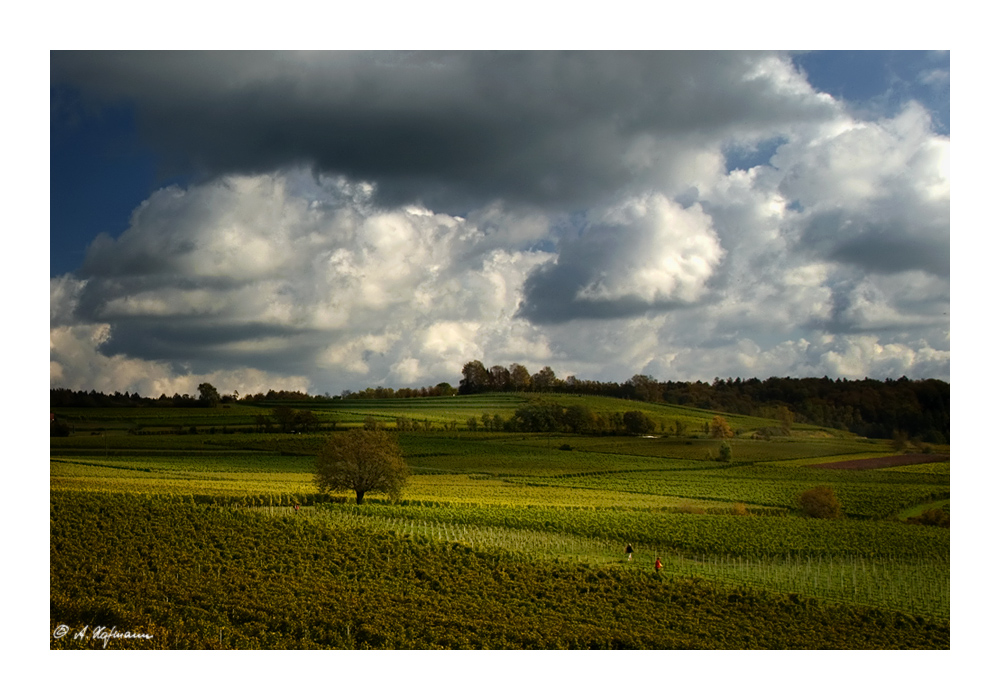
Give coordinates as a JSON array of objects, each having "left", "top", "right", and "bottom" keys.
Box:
[{"left": 49, "top": 361, "right": 949, "bottom": 444}]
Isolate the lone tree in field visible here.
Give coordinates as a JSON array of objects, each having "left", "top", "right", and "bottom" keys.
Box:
[
  {"left": 797, "top": 486, "right": 842, "bottom": 519},
  {"left": 314, "top": 429, "right": 409, "bottom": 505}
]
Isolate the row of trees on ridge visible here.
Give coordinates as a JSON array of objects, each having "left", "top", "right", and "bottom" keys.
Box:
[{"left": 456, "top": 361, "right": 948, "bottom": 442}]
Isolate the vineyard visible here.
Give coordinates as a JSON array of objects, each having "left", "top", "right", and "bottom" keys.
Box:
[{"left": 50, "top": 394, "right": 950, "bottom": 649}]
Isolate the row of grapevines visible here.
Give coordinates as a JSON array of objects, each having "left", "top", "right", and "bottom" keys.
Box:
[
  {"left": 51, "top": 491, "right": 948, "bottom": 649},
  {"left": 311, "top": 502, "right": 950, "bottom": 559}
]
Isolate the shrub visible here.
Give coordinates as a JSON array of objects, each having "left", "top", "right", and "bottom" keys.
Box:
[
  {"left": 717, "top": 441, "right": 732, "bottom": 462},
  {"left": 907, "top": 509, "right": 949, "bottom": 528},
  {"left": 677, "top": 505, "right": 707, "bottom": 515},
  {"left": 797, "top": 486, "right": 842, "bottom": 519},
  {"left": 892, "top": 430, "right": 909, "bottom": 451}
]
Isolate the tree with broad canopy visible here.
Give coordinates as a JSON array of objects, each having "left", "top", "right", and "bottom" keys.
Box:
[{"left": 314, "top": 429, "right": 409, "bottom": 505}]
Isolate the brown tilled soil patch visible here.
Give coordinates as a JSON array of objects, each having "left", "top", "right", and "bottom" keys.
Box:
[{"left": 812, "top": 454, "right": 949, "bottom": 470}]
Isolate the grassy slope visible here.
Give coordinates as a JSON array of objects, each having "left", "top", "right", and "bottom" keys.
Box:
[{"left": 52, "top": 392, "right": 835, "bottom": 433}]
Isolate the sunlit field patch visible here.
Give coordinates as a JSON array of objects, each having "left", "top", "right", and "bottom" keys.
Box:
[
  {"left": 402, "top": 473, "right": 723, "bottom": 510},
  {"left": 51, "top": 460, "right": 315, "bottom": 497}
]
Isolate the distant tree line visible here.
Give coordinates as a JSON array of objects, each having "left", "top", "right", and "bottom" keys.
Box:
[
  {"left": 260, "top": 406, "right": 324, "bottom": 433},
  {"left": 462, "top": 401, "right": 659, "bottom": 436},
  {"left": 340, "top": 383, "right": 458, "bottom": 399},
  {"left": 49, "top": 364, "right": 950, "bottom": 443},
  {"left": 49, "top": 385, "right": 346, "bottom": 409},
  {"left": 49, "top": 383, "right": 463, "bottom": 410}
]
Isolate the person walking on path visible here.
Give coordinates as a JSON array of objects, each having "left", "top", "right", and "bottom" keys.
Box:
[{"left": 625, "top": 543, "right": 634, "bottom": 561}]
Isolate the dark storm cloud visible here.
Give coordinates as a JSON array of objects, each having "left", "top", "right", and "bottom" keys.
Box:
[
  {"left": 84, "top": 307, "right": 341, "bottom": 383},
  {"left": 799, "top": 209, "right": 950, "bottom": 277},
  {"left": 831, "top": 235, "right": 949, "bottom": 276},
  {"left": 73, "top": 275, "right": 244, "bottom": 319},
  {"left": 71, "top": 275, "right": 312, "bottom": 370},
  {"left": 515, "top": 193, "right": 725, "bottom": 323},
  {"left": 517, "top": 259, "right": 701, "bottom": 323},
  {"left": 81, "top": 243, "right": 200, "bottom": 278},
  {"left": 50, "top": 51, "right": 837, "bottom": 212},
  {"left": 94, "top": 318, "right": 312, "bottom": 364}
]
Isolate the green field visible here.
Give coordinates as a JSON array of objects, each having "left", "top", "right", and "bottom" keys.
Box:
[{"left": 50, "top": 394, "right": 950, "bottom": 649}]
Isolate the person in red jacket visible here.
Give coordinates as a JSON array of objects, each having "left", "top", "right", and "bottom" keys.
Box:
[{"left": 654, "top": 557, "right": 663, "bottom": 574}]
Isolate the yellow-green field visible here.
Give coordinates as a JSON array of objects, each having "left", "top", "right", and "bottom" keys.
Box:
[{"left": 50, "top": 394, "right": 950, "bottom": 649}]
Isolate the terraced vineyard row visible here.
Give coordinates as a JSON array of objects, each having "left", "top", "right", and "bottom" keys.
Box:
[
  {"left": 521, "top": 470, "right": 949, "bottom": 519},
  {"left": 299, "top": 505, "right": 949, "bottom": 619},
  {"left": 308, "top": 501, "right": 949, "bottom": 559}
]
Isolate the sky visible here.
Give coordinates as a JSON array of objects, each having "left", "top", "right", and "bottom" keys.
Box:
[{"left": 49, "top": 50, "right": 951, "bottom": 397}]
